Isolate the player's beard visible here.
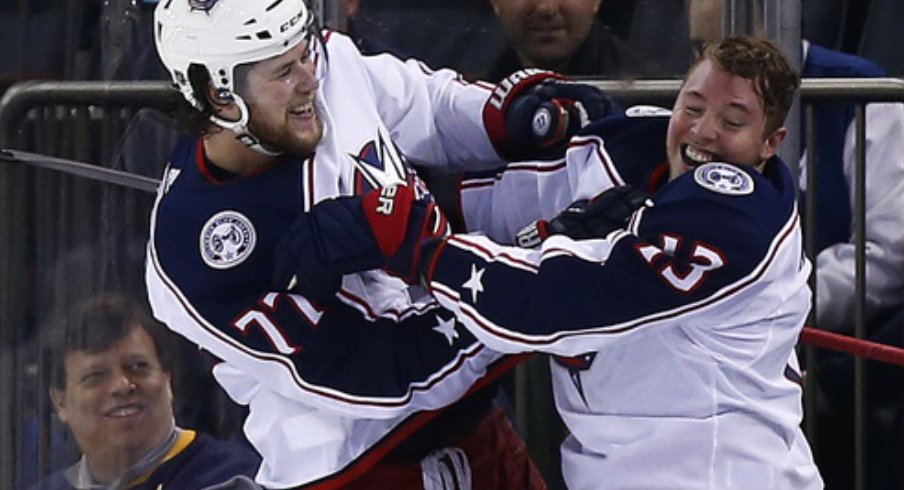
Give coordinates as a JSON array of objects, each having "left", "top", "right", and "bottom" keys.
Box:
[{"left": 247, "top": 104, "right": 324, "bottom": 158}]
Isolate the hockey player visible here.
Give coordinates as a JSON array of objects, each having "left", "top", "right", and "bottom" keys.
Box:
[
  {"left": 145, "top": 0, "right": 615, "bottom": 488},
  {"left": 283, "top": 36, "right": 825, "bottom": 489}
]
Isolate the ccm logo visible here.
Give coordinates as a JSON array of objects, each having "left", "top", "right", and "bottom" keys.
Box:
[
  {"left": 375, "top": 186, "right": 399, "bottom": 215},
  {"left": 280, "top": 10, "right": 305, "bottom": 33}
]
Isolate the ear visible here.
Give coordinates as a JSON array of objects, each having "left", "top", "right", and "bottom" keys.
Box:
[
  {"left": 49, "top": 388, "right": 69, "bottom": 424},
  {"left": 759, "top": 126, "right": 786, "bottom": 162}
]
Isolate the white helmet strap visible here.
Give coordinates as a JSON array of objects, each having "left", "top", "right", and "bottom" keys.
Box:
[{"left": 209, "top": 94, "right": 282, "bottom": 157}]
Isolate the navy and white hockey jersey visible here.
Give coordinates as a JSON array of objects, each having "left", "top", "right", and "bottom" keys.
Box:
[
  {"left": 145, "top": 30, "right": 610, "bottom": 488},
  {"left": 426, "top": 114, "right": 824, "bottom": 489}
]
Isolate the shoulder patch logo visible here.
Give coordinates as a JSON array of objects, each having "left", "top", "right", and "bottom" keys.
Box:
[
  {"left": 200, "top": 211, "right": 257, "bottom": 269},
  {"left": 625, "top": 105, "right": 672, "bottom": 118},
  {"left": 693, "top": 162, "right": 754, "bottom": 196}
]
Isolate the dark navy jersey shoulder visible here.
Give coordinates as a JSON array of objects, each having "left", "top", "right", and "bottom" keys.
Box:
[
  {"left": 156, "top": 137, "right": 303, "bottom": 310},
  {"left": 577, "top": 110, "right": 670, "bottom": 188}
]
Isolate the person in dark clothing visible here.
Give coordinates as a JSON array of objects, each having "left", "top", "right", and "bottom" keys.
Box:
[
  {"left": 485, "top": 0, "right": 666, "bottom": 81},
  {"left": 32, "top": 293, "right": 261, "bottom": 490}
]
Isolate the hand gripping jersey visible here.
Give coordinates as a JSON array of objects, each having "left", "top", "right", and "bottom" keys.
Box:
[
  {"left": 424, "top": 113, "right": 824, "bottom": 489},
  {"left": 145, "top": 31, "right": 608, "bottom": 488}
]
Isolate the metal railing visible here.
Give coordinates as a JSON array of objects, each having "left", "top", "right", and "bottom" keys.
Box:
[{"left": 0, "top": 80, "right": 180, "bottom": 164}]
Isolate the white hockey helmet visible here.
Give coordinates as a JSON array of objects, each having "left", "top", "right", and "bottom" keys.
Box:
[{"left": 154, "top": 0, "right": 315, "bottom": 110}]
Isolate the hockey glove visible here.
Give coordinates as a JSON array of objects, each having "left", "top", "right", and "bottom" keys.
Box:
[
  {"left": 515, "top": 185, "right": 649, "bottom": 248},
  {"left": 271, "top": 186, "right": 449, "bottom": 300},
  {"left": 483, "top": 69, "right": 618, "bottom": 161},
  {"left": 270, "top": 198, "right": 381, "bottom": 304}
]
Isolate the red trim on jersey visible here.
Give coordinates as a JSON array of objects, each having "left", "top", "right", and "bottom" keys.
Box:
[
  {"left": 568, "top": 136, "right": 624, "bottom": 187},
  {"left": 458, "top": 160, "right": 567, "bottom": 192},
  {"left": 195, "top": 140, "right": 220, "bottom": 183},
  {"left": 336, "top": 287, "right": 435, "bottom": 322},
  {"left": 647, "top": 162, "right": 670, "bottom": 194},
  {"left": 195, "top": 139, "right": 294, "bottom": 184}
]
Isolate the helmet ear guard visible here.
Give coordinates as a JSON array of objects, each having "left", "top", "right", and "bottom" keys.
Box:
[{"left": 210, "top": 95, "right": 283, "bottom": 156}]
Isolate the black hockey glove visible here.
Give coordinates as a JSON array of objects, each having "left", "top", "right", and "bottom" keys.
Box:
[
  {"left": 271, "top": 186, "right": 449, "bottom": 301},
  {"left": 483, "top": 69, "right": 618, "bottom": 161},
  {"left": 270, "top": 199, "right": 379, "bottom": 305},
  {"left": 515, "top": 185, "right": 650, "bottom": 248}
]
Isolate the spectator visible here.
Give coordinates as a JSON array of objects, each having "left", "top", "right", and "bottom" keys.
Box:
[
  {"left": 800, "top": 39, "right": 904, "bottom": 490},
  {"left": 32, "top": 293, "right": 261, "bottom": 489},
  {"left": 290, "top": 35, "right": 823, "bottom": 489},
  {"left": 485, "top": 0, "right": 682, "bottom": 81},
  {"left": 798, "top": 41, "right": 904, "bottom": 336}
]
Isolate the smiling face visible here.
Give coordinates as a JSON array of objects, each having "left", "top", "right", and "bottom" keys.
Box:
[
  {"left": 666, "top": 58, "right": 785, "bottom": 180},
  {"left": 237, "top": 38, "right": 323, "bottom": 158},
  {"left": 50, "top": 324, "right": 174, "bottom": 479},
  {"left": 491, "top": 0, "right": 601, "bottom": 71}
]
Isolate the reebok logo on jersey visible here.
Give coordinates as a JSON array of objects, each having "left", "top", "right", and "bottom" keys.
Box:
[{"left": 200, "top": 211, "right": 257, "bottom": 269}]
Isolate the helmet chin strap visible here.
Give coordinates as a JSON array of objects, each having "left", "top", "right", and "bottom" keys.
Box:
[{"left": 209, "top": 94, "right": 283, "bottom": 157}]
